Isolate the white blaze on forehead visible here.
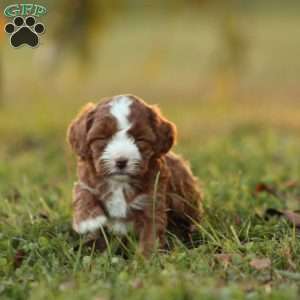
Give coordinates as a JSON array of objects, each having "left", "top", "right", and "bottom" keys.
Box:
[{"left": 109, "top": 96, "right": 132, "bottom": 130}]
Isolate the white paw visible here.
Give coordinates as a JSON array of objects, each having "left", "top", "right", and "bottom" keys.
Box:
[
  {"left": 109, "top": 221, "right": 128, "bottom": 235},
  {"left": 74, "top": 215, "right": 107, "bottom": 234}
]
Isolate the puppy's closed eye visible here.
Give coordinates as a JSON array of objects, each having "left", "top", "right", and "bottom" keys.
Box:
[
  {"left": 90, "top": 140, "right": 107, "bottom": 153},
  {"left": 136, "top": 137, "right": 151, "bottom": 143},
  {"left": 135, "top": 139, "right": 153, "bottom": 157},
  {"left": 135, "top": 138, "right": 149, "bottom": 147}
]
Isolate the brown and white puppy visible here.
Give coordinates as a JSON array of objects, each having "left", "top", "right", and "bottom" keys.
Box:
[{"left": 67, "top": 94, "right": 203, "bottom": 255}]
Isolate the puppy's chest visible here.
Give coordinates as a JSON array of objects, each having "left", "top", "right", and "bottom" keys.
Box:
[
  {"left": 103, "top": 181, "right": 148, "bottom": 234},
  {"left": 104, "top": 181, "right": 131, "bottom": 219}
]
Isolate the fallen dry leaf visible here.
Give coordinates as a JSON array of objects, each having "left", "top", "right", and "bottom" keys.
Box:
[
  {"left": 282, "top": 180, "right": 299, "bottom": 190},
  {"left": 131, "top": 278, "right": 143, "bottom": 289},
  {"left": 215, "top": 254, "right": 231, "bottom": 268},
  {"left": 255, "top": 180, "right": 299, "bottom": 200},
  {"left": 265, "top": 209, "right": 300, "bottom": 228},
  {"left": 282, "top": 211, "right": 300, "bottom": 227},
  {"left": 250, "top": 258, "right": 271, "bottom": 270},
  {"left": 255, "top": 183, "right": 276, "bottom": 195},
  {"left": 254, "top": 183, "right": 284, "bottom": 200}
]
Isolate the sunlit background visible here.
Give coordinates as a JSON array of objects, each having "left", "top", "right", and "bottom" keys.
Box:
[
  {"left": 1, "top": 0, "right": 300, "bottom": 141},
  {"left": 1, "top": 0, "right": 299, "bottom": 194}
]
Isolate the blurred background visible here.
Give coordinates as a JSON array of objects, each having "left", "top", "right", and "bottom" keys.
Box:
[
  {"left": 2, "top": 3, "right": 300, "bottom": 297},
  {"left": 0, "top": 0, "right": 299, "bottom": 192}
]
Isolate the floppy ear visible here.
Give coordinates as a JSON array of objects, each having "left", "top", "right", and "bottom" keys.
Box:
[
  {"left": 67, "top": 103, "right": 96, "bottom": 160},
  {"left": 148, "top": 105, "right": 177, "bottom": 156}
]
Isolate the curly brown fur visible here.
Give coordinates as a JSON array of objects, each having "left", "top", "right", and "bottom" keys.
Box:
[{"left": 67, "top": 94, "right": 203, "bottom": 256}]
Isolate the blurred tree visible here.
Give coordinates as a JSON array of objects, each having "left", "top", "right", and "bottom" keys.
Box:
[
  {"left": 212, "top": 2, "right": 248, "bottom": 102},
  {"left": 44, "top": 0, "right": 121, "bottom": 73},
  {"left": 219, "top": 13, "right": 247, "bottom": 78},
  {"left": 167, "top": 0, "right": 248, "bottom": 102}
]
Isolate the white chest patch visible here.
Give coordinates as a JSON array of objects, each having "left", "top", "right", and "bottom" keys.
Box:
[
  {"left": 103, "top": 181, "right": 150, "bottom": 235},
  {"left": 105, "top": 180, "right": 128, "bottom": 218}
]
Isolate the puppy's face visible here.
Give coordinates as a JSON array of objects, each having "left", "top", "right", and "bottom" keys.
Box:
[{"left": 67, "top": 95, "right": 176, "bottom": 180}]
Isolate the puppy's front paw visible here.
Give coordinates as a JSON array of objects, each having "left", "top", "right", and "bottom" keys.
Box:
[
  {"left": 73, "top": 215, "right": 107, "bottom": 234},
  {"left": 109, "top": 221, "right": 128, "bottom": 235}
]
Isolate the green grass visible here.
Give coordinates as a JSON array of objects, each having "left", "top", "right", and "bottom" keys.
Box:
[
  {"left": 1, "top": 125, "right": 300, "bottom": 300},
  {"left": 1, "top": 5, "right": 300, "bottom": 300}
]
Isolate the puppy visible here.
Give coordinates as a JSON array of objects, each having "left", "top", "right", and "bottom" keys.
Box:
[{"left": 67, "top": 94, "right": 203, "bottom": 255}]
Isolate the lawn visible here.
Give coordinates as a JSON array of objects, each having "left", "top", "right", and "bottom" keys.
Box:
[
  {"left": 1, "top": 105, "right": 300, "bottom": 299},
  {"left": 1, "top": 6, "right": 300, "bottom": 300}
]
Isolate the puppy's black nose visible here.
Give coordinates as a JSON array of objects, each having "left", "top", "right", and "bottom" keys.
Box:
[{"left": 116, "top": 158, "right": 128, "bottom": 170}]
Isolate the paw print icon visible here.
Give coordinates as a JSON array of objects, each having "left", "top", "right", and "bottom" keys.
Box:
[{"left": 4, "top": 16, "right": 45, "bottom": 48}]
